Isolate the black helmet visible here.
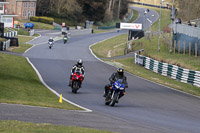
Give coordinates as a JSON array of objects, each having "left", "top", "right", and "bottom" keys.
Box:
[
  {"left": 77, "top": 59, "right": 83, "bottom": 66},
  {"left": 117, "top": 68, "right": 124, "bottom": 75}
]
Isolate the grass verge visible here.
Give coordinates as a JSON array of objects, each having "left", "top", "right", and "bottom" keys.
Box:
[
  {"left": 0, "top": 120, "right": 114, "bottom": 133},
  {"left": 91, "top": 34, "right": 128, "bottom": 58},
  {"left": 16, "top": 19, "right": 54, "bottom": 30},
  {"left": 0, "top": 53, "right": 81, "bottom": 110},
  {"left": 128, "top": 9, "right": 139, "bottom": 23},
  {"left": 9, "top": 36, "right": 34, "bottom": 53}
]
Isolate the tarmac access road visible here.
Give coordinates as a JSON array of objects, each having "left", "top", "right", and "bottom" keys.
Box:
[{"left": 1, "top": 6, "right": 200, "bottom": 133}]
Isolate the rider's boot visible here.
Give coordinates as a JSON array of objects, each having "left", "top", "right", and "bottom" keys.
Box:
[{"left": 68, "top": 80, "right": 72, "bottom": 86}]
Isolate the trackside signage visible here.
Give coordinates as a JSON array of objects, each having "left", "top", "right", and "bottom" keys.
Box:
[{"left": 120, "top": 23, "right": 142, "bottom": 30}]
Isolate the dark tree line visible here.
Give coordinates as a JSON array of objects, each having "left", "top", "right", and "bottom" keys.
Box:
[{"left": 36, "top": 0, "right": 128, "bottom": 23}]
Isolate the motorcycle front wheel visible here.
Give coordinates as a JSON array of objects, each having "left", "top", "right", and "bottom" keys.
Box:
[
  {"left": 72, "top": 81, "right": 79, "bottom": 94},
  {"left": 110, "top": 92, "right": 118, "bottom": 107},
  {"left": 105, "top": 95, "right": 111, "bottom": 105}
]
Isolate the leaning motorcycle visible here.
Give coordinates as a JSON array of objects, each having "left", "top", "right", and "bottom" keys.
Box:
[
  {"left": 63, "top": 36, "right": 68, "bottom": 44},
  {"left": 71, "top": 70, "right": 84, "bottom": 93},
  {"left": 48, "top": 41, "right": 53, "bottom": 49},
  {"left": 105, "top": 79, "right": 125, "bottom": 106}
]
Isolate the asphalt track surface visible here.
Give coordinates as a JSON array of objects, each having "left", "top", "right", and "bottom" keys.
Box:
[{"left": 1, "top": 7, "right": 200, "bottom": 133}]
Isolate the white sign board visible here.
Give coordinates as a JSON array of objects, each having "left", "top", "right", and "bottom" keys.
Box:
[{"left": 120, "top": 23, "right": 142, "bottom": 30}]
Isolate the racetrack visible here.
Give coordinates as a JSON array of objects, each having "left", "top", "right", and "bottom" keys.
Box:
[{"left": 1, "top": 6, "right": 200, "bottom": 133}]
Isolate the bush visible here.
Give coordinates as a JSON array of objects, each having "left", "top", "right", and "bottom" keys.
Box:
[
  {"left": 30, "top": 16, "right": 54, "bottom": 25},
  {"left": 30, "top": 16, "right": 39, "bottom": 22},
  {"left": 53, "top": 17, "right": 77, "bottom": 26},
  {"left": 39, "top": 17, "right": 54, "bottom": 25}
]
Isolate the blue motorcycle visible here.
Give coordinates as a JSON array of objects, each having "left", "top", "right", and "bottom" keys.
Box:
[{"left": 105, "top": 79, "right": 125, "bottom": 106}]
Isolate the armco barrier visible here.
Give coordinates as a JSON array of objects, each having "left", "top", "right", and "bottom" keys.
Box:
[
  {"left": 4, "top": 31, "right": 18, "bottom": 37},
  {"left": 0, "top": 39, "right": 10, "bottom": 51},
  {"left": 135, "top": 52, "right": 200, "bottom": 88}
]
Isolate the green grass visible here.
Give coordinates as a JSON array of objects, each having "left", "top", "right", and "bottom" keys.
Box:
[
  {"left": 32, "top": 21, "right": 54, "bottom": 30},
  {"left": 16, "top": 19, "right": 54, "bottom": 30},
  {"left": 93, "top": 29, "right": 116, "bottom": 34},
  {"left": 15, "top": 28, "right": 29, "bottom": 36},
  {"left": 9, "top": 36, "right": 34, "bottom": 53},
  {"left": 91, "top": 34, "right": 128, "bottom": 58},
  {"left": 11, "top": 43, "right": 32, "bottom": 53},
  {"left": 0, "top": 120, "right": 114, "bottom": 133},
  {"left": 128, "top": 9, "right": 139, "bottom": 23},
  {"left": 0, "top": 53, "right": 81, "bottom": 110},
  {"left": 17, "top": 36, "right": 34, "bottom": 44},
  {"left": 0, "top": 37, "right": 7, "bottom": 42},
  {"left": 33, "top": 33, "right": 40, "bottom": 37}
]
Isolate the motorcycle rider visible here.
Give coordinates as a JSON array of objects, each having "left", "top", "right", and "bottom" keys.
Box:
[
  {"left": 63, "top": 34, "right": 68, "bottom": 43},
  {"left": 68, "top": 59, "right": 85, "bottom": 87},
  {"left": 49, "top": 37, "right": 54, "bottom": 43},
  {"left": 104, "top": 68, "right": 128, "bottom": 101}
]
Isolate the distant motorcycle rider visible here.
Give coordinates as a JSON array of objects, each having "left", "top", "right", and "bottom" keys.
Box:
[
  {"left": 68, "top": 59, "right": 85, "bottom": 87},
  {"left": 49, "top": 37, "right": 54, "bottom": 43},
  {"left": 104, "top": 68, "right": 128, "bottom": 99}
]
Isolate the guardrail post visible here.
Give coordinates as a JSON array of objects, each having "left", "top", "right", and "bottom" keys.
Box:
[
  {"left": 195, "top": 42, "right": 197, "bottom": 57},
  {"left": 174, "top": 40, "right": 176, "bottom": 54},
  {"left": 189, "top": 42, "right": 191, "bottom": 56},
  {"left": 184, "top": 41, "right": 185, "bottom": 55}
]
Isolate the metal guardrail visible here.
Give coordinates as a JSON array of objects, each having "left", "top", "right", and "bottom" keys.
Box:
[
  {"left": 135, "top": 53, "right": 200, "bottom": 88},
  {"left": 29, "top": 29, "right": 35, "bottom": 36},
  {"left": 3, "top": 39, "right": 11, "bottom": 50},
  {"left": 0, "top": 39, "right": 11, "bottom": 51},
  {"left": 4, "top": 31, "right": 18, "bottom": 37},
  {"left": 174, "top": 24, "right": 200, "bottom": 39},
  {"left": 124, "top": 11, "right": 134, "bottom": 23}
]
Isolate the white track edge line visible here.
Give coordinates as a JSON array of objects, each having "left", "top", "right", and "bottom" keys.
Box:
[
  {"left": 0, "top": 103, "right": 88, "bottom": 113},
  {"left": 26, "top": 57, "right": 92, "bottom": 112},
  {"left": 8, "top": 32, "right": 92, "bottom": 112}
]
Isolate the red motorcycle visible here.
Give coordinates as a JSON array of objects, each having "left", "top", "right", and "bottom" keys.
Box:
[{"left": 71, "top": 70, "right": 84, "bottom": 93}]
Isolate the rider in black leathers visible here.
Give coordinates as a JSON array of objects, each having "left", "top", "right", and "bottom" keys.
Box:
[
  {"left": 68, "top": 59, "right": 85, "bottom": 87},
  {"left": 104, "top": 68, "right": 128, "bottom": 100},
  {"left": 49, "top": 37, "right": 54, "bottom": 43}
]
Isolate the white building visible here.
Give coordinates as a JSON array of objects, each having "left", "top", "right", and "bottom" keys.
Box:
[{"left": 0, "top": 2, "right": 17, "bottom": 28}]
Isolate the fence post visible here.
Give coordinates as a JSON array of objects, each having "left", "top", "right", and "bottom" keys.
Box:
[
  {"left": 178, "top": 40, "right": 180, "bottom": 53},
  {"left": 174, "top": 40, "right": 176, "bottom": 54},
  {"left": 189, "top": 42, "right": 191, "bottom": 56},
  {"left": 195, "top": 42, "right": 197, "bottom": 57},
  {"left": 184, "top": 41, "right": 185, "bottom": 55}
]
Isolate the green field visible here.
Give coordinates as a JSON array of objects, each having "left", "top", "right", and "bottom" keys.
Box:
[
  {"left": 0, "top": 53, "right": 81, "bottom": 110},
  {"left": 8, "top": 36, "right": 34, "bottom": 53},
  {"left": 0, "top": 33, "right": 81, "bottom": 110},
  {"left": 0, "top": 120, "right": 114, "bottom": 133},
  {"left": 91, "top": 34, "right": 128, "bottom": 58}
]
